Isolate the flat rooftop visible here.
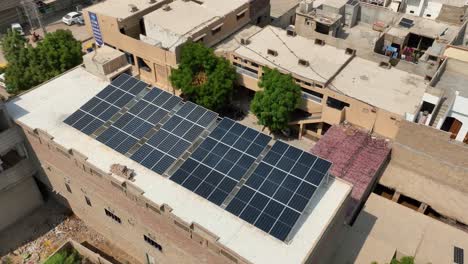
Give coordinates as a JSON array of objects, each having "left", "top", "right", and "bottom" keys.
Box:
[
  {"left": 6, "top": 67, "right": 352, "bottom": 264},
  {"left": 332, "top": 57, "right": 427, "bottom": 116},
  {"left": 234, "top": 26, "right": 353, "bottom": 83},
  {"left": 85, "top": 0, "right": 164, "bottom": 20},
  {"left": 333, "top": 194, "right": 468, "bottom": 263},
  {"left": 143, "top": 0, "right": 248, "bottom": 50},
  {"left": 391, "top": 15, "right": 459, "bottom": 42},
  {"left": 270, "top": 0, "right": 299, "bottom": 18}
]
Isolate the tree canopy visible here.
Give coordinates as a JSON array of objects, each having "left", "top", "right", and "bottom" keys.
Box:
[
  {"left": 251, "top": 67, "right": 302, "bottom": 133},
  {"left": 169, "top": 42, "right": 236, "bottom": 112},
  {"left": 1, "top": 29, "right": 82, "bottom": 94}
]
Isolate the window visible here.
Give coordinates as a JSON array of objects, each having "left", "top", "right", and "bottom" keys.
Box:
[
  {"left": 410, "top": 10, "right": 415, "bottom": 14},
  {"left": 251, "top": 62, "right": 259, "bottom": 68},
  {"left": 123, "top": 51, "right": 135, "bottom": 65},
  {"left": 236, "top": 11, "right": 246, "bottom": 20},
  {"left": 137, "top": 57, "right": 151, "bottom": 72},
  {"left": 212, "top": 25, "right": 222, "bottom": 35},
  {"left": 326, "top": 97, "right": 350, "bottom": 110},
  {"left": 426, "top": 14, "right": 431, "bottom": 17},
  {"left": 144, "top": 235, "right": 163, "bottom": 251},
  {"left": 105, "top": 209, "right": 122, "bottom": 224},
  {"left": 85, "top": 196, "right": 92, "bottom": 206},
  {"left": 65, "top": 183, "right": 72, "bottom": 193}
]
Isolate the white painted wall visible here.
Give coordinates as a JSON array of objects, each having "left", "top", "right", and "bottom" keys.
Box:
[{"left": 450, "top": 94, "right": 468, "bottom": 142}]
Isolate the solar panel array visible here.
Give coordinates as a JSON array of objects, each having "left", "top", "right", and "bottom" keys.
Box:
[
  {"left": 225, "top": 141, "right": 331, "bottom": 240},
  {"left": 96, "top": 88, "right": 182, "bottom": 154},
  {"left": 64, "top": 73, "right": 333, "bottom": 242},
  {"left": 399, "top": 17, "right": 414, "bottom": 28},
  {"left": 130, "top": 101, "right": 218, "bottom": 175},
  {"left": 170, "top": 118, "right": 272, "bottom": 206},
  {"left": 63, "top": 74, "right": 146, "bottom": 135}
]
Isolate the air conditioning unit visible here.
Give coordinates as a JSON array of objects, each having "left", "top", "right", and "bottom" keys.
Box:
[
  {"left": 240, "top": 38, "right": 250, "bottom": 45},
  {"left": 128, "top": 4, "right": 138, "bottom": 12},
  {"left": 162, "top": 4, "right": 171, "bottom": 11},
  {"left": 148, "top": 0, "right": 157, "bottom": 3}
]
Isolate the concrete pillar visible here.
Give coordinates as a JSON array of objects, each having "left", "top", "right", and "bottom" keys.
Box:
[
  {"left": 317, "top": 123, "right": 323, "bottom": 136},
  {"left": 418, "top": 202, "right": 428, "bottom": 214},
  {"left": 392, "top": 191, "right": 400, "bottom": 202},
  {"left": 299, "top": 123, "right": 304, "bottom": 140}
]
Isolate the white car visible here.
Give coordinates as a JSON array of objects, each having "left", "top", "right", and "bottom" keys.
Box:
[
  {"left": 11, "top": 23, "right": 24, "bottom": 36},
  {"left": 62, "top": 12, "right": 83, "bottom": 26}
]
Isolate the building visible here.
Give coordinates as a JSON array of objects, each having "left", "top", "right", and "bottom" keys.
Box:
[
  {"left": 295, "top": 0, "right": 347, "bottom": 38},
  {"left": 311, "top": 124, "right": 391, "bottom": 222},
  {"left": 270, "top": 0, "right": 300, "bottom": 28},
  {"left": 379, "top": 120, "right": 468, "bottom": 224},
  {"left": 0, "top": 99, "right": 42, "bottom": 231},
  {"left": 6, "top": 66, "right": 353, "bottom": 264},
  {"left": 0, "top": 0, "right": 23, "bottom": 33},
  {"left": 332, "top": 194, "right": 468, "bottom": 263},
  {"left": 225, "top": 25, "right": 432, "bottom": 139},
  {"left": 82, "top": 0, "right": 270, "bottom": 90},
  {"left": 429, "top": 58, "right": 468, "bottom": 143}
]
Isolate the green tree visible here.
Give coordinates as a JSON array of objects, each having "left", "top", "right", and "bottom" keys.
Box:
[
  {"left": 1, "top": 29, "right": 82, "bottom": 93},
  {"left": 251, "top": 67, "right": 301, "bottom": 133},
  {"left": 170, "top": 42, "right": 236, "bottom": 112},
  {"left": 1, "top": 29, "right": 26, "bottom": 62}
]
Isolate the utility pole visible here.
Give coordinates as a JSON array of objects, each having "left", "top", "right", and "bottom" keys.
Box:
[{"left": 21, "top": 0, "right": 47, "bottom": 35}]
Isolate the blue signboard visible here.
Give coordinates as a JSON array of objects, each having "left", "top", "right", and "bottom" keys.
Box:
[{"left": 89, "top": 12, "right": 103, "bottom": 46}]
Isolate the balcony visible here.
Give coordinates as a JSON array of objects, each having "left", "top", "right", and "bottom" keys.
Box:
[
  {"left": 0, "top": 127, "right": 23, "bottom": 154},
  {"left": 301, "top": 91, "right": 322, "bottom": 104},
  {"left": 0, "top": 159, "right": 37, "bottom": 191},
  {"left": 235, "top": 65, "right": 258, "bottom": 79}
]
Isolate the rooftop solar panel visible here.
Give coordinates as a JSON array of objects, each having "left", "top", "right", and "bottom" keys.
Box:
[
  {"left": 63, "top": 74, "right": 332, "bottom": 243},
  {"left": 170, "top": 118, "right": 272, "bottom": 206},
  {"left": 64, "top": 74, "right": 146, "bottom": 135},
  {"left": 225, "top": 141, "right": 330, "bottom": 241},
  {"left": 130, "top": 100, "right": 218, "bottom": 175}
]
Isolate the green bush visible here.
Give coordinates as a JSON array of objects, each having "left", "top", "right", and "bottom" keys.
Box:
[{"left": 44, "top": 248, "right": 82, "bottom": 264}]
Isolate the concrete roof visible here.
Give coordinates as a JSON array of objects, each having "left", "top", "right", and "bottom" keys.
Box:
[
  {"left": 331, "top": 57, "right": 427, "bottom": 116},
  {"left": 82, "top": 45, "right": 124, "bottom": 65},
  {"left": 392, "top": 15, "right": 459, "bottom": 42},
  {"left": 6, "top": 67, "right": 353, "bottom": 264},
  {"left": 85, "top": 0, "right": 163, "bottom": 20},
  {"left": 335, "top": 194, "right": 468, "bottom": 264},
  {"left": 270, "top": 0, "right": 300, "bottom": 18},
  {"left": 234, "top": 26, "right": 353, "bottom": 83},
  {"left": 142, "top": 0, "right": 248, "bottom": 50}
]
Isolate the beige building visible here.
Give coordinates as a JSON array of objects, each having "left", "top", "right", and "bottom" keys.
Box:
[
  {"left": 6, "top": 66, "right": 353, "bottom": 264},
  {"left": 0, "top": 100, "right": 42, "bottom": 231},
  {"left": 219, "top": 25, "right": 431, "bottom": 139},
  {"left": 332, "top": 194, "right": 468, "bottom": 264},
  {"left": 82, "top": 0, "right": 270, "bottom": 90}
]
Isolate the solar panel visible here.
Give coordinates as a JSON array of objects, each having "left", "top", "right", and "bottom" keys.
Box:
[
  {"left": 96, "top": 88, "right": 182, "bottom": 155},
  {"left": 225, "top": 141, "right": 330, "bottom": 241},
  {"left": 130, "top": 100, "right": 218, "bottom": 175},
  {"left": 170, "top": 118, "right": 272, "bottom": 206},
  {"left": 399, "top": 18, "right": 414, "bottom": 28},
  {"left": 64, "top": 74, "right": 146, "bottom": 135}
]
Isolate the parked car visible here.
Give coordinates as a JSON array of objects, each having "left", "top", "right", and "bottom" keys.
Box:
[
  {"left": 62, "top": 12, "right": 83, "bottom": 26},
  {"left": 11, "top": 23, "right": 25, "bottom": 36}
]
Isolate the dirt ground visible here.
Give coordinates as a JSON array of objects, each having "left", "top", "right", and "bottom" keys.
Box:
[{"left": 0, "top": 198, "right": 140, "bottom": 264}]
